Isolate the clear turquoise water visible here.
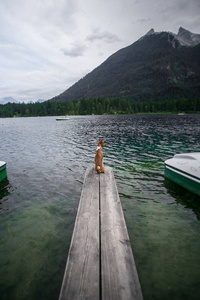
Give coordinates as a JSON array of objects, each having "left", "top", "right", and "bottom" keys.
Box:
[{"left": 0, "top": 114, "right": 200, "bottom": 300}]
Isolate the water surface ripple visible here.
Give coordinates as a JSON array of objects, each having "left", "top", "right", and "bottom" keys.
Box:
[{"left": 1, "top": 114, "right": 200, "bottom": 300}]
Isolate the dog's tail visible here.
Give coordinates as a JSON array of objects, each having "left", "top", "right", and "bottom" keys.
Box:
[{"left": 97, "top": 166, "right": 101, "bottom": 171}]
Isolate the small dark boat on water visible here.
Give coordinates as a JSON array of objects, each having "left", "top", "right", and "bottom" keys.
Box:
[{"left": 56, "top": 116, "right": 70, "bottom": 121}]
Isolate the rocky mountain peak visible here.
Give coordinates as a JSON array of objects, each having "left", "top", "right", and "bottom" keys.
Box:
[
  {"left": 145, "top": 28, "right": 155, "bottom": 36},
  {"left": 140, "top": 27, "right": 200, "bottom": 48},
  {"left": 176, "top": 27, "right": 200, "bottom": 46}
]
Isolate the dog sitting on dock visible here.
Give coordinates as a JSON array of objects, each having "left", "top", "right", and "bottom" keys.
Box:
[{"left": 95, "top": 138, "right": 106, "bottom": 173}]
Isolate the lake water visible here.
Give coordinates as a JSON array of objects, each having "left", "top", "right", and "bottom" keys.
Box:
[{"left": 0, "top": 114, "right": 200, "bottom": 300}]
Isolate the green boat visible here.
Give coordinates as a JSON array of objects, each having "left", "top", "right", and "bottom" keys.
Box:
[
  {"left": 165, "top": 153, "right": 200, "bottom": 197},
  {"left": 0, "top": 161, "right": 7, "bottom": 183}
]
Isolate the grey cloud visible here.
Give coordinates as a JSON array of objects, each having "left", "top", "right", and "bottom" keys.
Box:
[
  {"left": 86, "top": 30, "right": 121, "bottom": 44},
  {"left": 61, "top": 44, "right": 87, "bottom": 57},
  {"left": 1, "top": 0, "right": 200, "bottom": 102},
  {"left": 134, "top": 18, "right": 151, "bottom": 24}
]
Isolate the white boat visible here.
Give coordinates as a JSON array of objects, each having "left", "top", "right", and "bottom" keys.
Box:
[
  {"left": 164, "top": 153, "right": 200, "bottom": 196},
  {"left": 56, "top": 116, "right": 70, "bottom": 121}
]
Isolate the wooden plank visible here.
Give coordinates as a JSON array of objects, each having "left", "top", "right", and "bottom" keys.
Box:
[
  {"left": 59, "top": 167, "right": 100, "bottom": 300},
  {"left": 100, "top": 167, "right": 143, "bottom": 300}
]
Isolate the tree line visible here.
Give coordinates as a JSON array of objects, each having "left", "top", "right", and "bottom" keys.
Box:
[{"left": 0, "top": 96, "right": 200, "bottom": 118}]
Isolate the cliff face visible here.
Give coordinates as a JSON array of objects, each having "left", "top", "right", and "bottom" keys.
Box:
[
  {"left": 50, "top": 28, "right": 200, "bottom": 102},
  {"left": 176, "top": 27, "right": 200, "bottom": 47}
]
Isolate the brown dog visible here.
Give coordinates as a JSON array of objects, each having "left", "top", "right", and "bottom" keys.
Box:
[{"left": 95, "top": 138, "right": 106, "bottom": 173}]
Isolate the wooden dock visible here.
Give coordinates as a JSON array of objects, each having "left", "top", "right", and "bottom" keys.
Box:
[{"left": 59, "top": 167, "right": 143, "bottom": 300}]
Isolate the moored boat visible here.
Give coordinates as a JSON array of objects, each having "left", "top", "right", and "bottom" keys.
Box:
[
  {"left": 56, "top": 116, "right": 70, "bottom": 121},
  {"left": 164, "top": 153, "right": 200, "bottom": 196},
  {"left": 0, "top": 161, "right": 7, "bottom": 183}
]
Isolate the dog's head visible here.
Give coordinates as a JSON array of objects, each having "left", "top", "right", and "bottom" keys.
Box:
[{"left": 98, "top": 138, "right": 106, "bottom": 147}]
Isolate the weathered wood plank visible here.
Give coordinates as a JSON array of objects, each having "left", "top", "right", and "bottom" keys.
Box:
[
  {"left": 59, "top": 167, "right": 100, "bottom": 300},
  {"left": 100, "top": 167, "right": 143, "bottom": 300}
]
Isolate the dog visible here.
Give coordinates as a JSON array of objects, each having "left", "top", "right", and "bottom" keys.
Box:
[{"left": 95, "top": 138, "right": 106, "bottom": 173}]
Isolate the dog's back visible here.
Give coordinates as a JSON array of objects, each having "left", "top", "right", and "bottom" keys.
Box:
[
  {"left": 95, "top": 139, "right": 106, "bottom": 173},
  {"left": 95, "top": 147, "right": 104, "bottom": 173}
]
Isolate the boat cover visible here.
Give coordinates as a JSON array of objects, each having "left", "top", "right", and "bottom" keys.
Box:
[{"left": 165, "top": 152, "right": 200, "bottom": 183}]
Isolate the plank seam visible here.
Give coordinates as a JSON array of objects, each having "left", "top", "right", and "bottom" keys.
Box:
[{"left": 99, "top": 173, "right": 102, "bottom": 300}]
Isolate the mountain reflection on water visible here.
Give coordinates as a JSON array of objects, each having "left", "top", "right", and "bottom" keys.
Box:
[{"left": 0, "top": 114, "right": 200, "bottom": 300}]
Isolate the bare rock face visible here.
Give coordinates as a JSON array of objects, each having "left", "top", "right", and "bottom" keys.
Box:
[{"left": 176, "top": 27, "right": 200, "bottom": 47}]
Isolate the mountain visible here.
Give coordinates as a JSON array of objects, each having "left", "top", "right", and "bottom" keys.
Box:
[
  {"left": 50, "top": 27, "right": 200, "bottom": 102},
  {"left": 36, "top": 99, "right": 46, "bottom": 103},
  {"left": 0, "top": 97, "right": 20, "bottom": 104},
  {"left": 0, "top": 98, "right": 47, "bottom": 105},
  {"left": 27, "top": 99, "right": 46, "bottom": 104}
]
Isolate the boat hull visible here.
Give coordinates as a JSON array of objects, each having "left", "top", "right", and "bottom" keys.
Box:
[
  {"left": 0, "top": 161, "right": 7, "bottom": 183},
  {"left": 164, "top": 165, "right": 200, "bottom": 196},
  {"left": 164, "top": 153, "right": 200, "bottom": 197}
]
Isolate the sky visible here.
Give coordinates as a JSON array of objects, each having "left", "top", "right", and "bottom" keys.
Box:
[{"left": 0, "top": 0, "right": 200, "bottom": 103}]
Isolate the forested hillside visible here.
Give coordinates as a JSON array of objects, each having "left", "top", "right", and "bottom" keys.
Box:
[{"left": 1, "top": 96, "right": 199, "bottom": 118}]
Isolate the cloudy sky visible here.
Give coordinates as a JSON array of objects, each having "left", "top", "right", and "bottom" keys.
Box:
[{"left": 0, "top": 0, "right": 200, "bottom": 102}]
